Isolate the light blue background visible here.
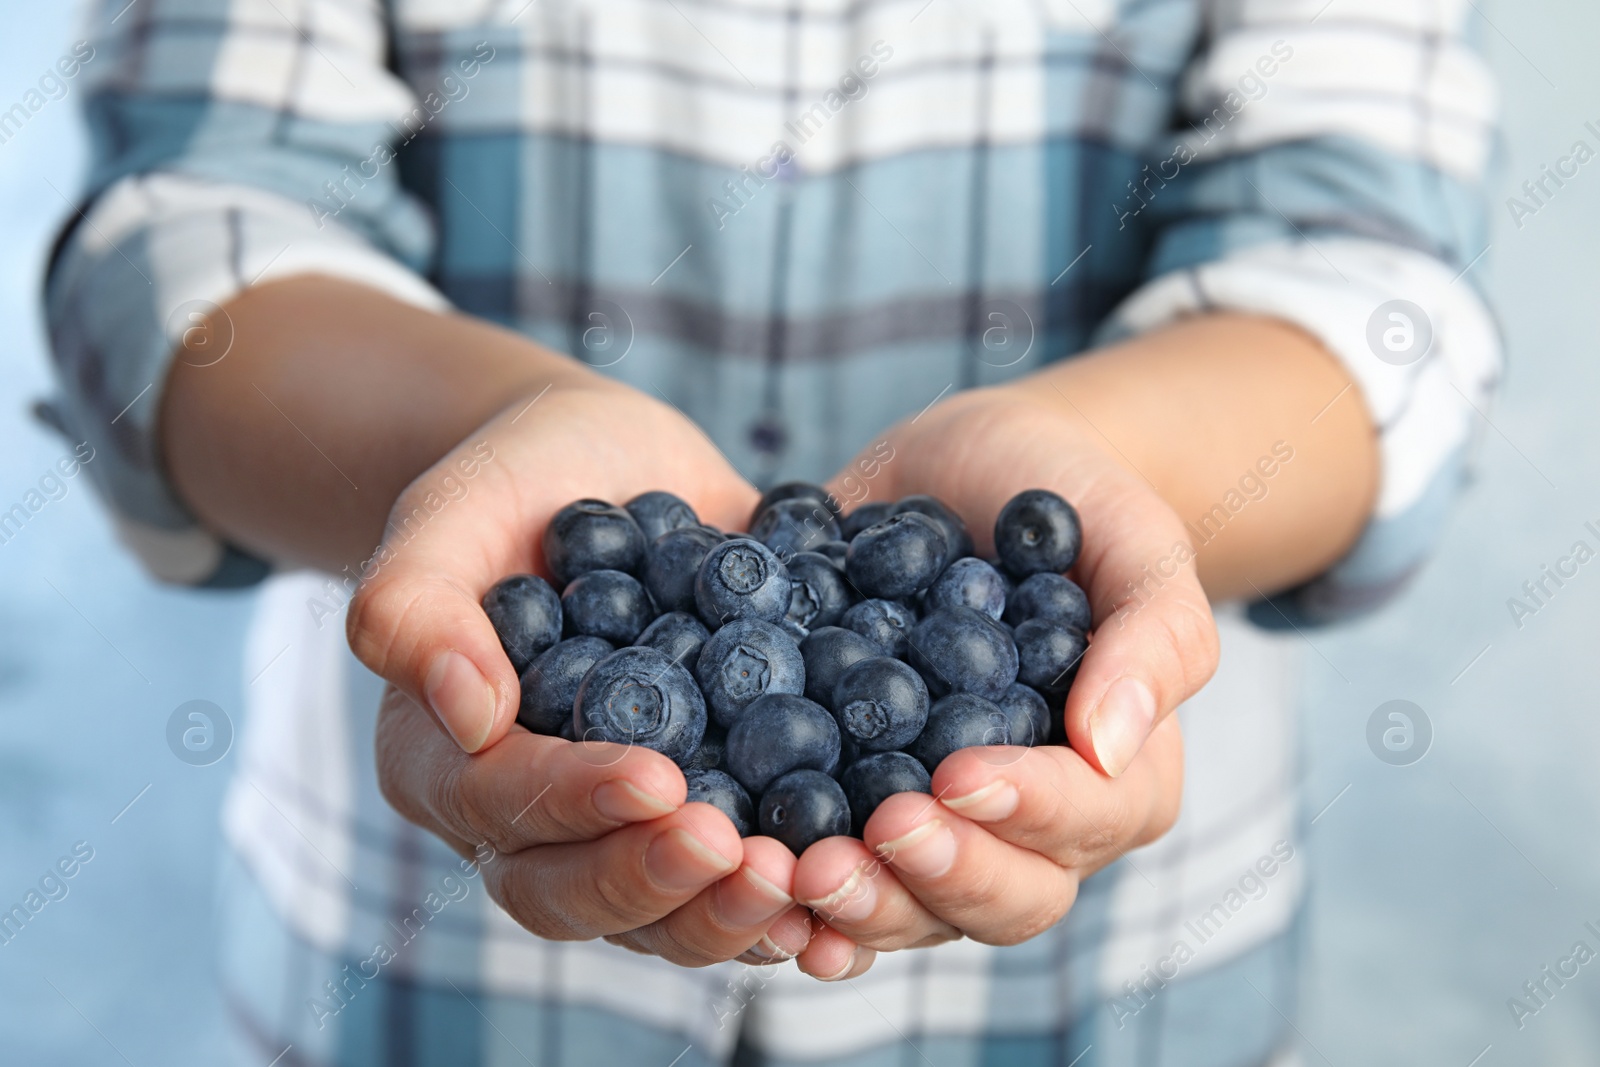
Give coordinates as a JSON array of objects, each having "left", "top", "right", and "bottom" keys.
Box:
[{"left": 1, "top": 3, "right": 1596, "bottom": 1064}]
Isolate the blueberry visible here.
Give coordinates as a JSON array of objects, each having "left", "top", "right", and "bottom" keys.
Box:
[
  {"left": 994, "top": 489, "right": 1082, "bottom": 578},
  {"left": 685, "top": 768, "right": 755, "bottom": 836},
  {"left": 923, "top": 557, "right": 1007, "bottom": 621},
  {"left": 759, "top": 769, "right": 851, "bottom": 855},
  {"left": 695, "top": 538, "right": 791, "bottom": 627},
  {"left": 840, "top": 500, "right": 894, "bottom": 542},
  {"left": 635, "top": 611, "right": 711, "bottom": 668},
  {"left": 694, "top": 618, "right": 806, "bottom": 728},
  {"left": 518, "top": 635, "right": 615, "bottom": 734},
  {"left": 995, "top": 683, "right": 1051, "bottom": 747},
  {"left": 750, "top": 481, "right": 842, "bottom": 528},
  {"left": 840, "top": 751, "right": 931, "bottom": 837},
  {"left": 751, "top": 498, "right": 842, "bottom": 560},
  {"left": 625, "top": 490, "right": 699, "bottom": 543},
  {"left": 831, "top": 656, "right": 929, "bottom": 752},
  {"left": 481, "top": 574, "right": 562, "bottom": 675},
  {"left": 573, "top": 646, "right": 706, "bottom": 764},
  {"left": 907, "top": 606, "right": 1018, "bottom": 700},
  {"left": 907, "top": 692, "right": 1011, "bottom": 772},
  {"left": 814, "top": 540, "right": 850, "bottom": 569},
  {"left": 840, "top": 598, "right": 917, "bottom": 659},
  {"left": 1013, "top": 619, "right": 1087, "bottom": 696},
  {"left": 543, "top": 499, "right": 647, "bottom": 586},
  {"left": 724, "top": 693, "right": 841, "bottom": 794},
  {"left": 893, "top": 495, "right": 974, "bottom": 570},
  {"left": 784, "top": 552, "right": 854, "bottom": 631},
  {"left": 845, "top": 512, "right": 948, "bottom": 599},
  {"left": 798, "top": 626, "right": 882, "bottom": 709},
  {"left": 1003, "top": 572, "right": 1092, "bottom": 631},
  {"left": 685, "top": 723, "right": 728, "bottom": 771},
  {"left": 837, "top": 732, "right": 861, "bottom": 775},
  {"left": 561, "top": 569, "right": 654, "bottom": 644},
  {"left": 645, "top": 526, "right": 723, "bottom": 615}
]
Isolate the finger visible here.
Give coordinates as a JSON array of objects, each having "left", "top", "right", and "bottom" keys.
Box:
[
  {"left": 794, "top": 920, "right": 878, "bottom": 982},
  {"left": 930, "top": 718, "right": 1184, "bottom": 870},
  {"left": 376, "top": 687, "right": 688, "bottom": 853},
  {"left": 791, "top": 834, "right": 960, "bottom": 952},
  {"left": 606, "top": 837, "right": 802, "bottom": 967},
  {"left": 485, "top": 801, "right": 744, "bottom": 941},
  {"left": 1062, "top": 478, "right": 1219, "bottom": 776},
  {"left": 859, "top": 791, "right": 1079, "bottom": 945}
]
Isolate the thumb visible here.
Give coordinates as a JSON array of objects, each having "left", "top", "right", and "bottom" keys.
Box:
[
  {"left": 347, "top": 488, "right": 523, "bottom": 755},
  {"left": 1064, "top": 485, "right": 1220, "bottom": 777}
]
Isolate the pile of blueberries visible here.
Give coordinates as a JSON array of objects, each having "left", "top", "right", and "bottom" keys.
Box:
[{"left": 481, "top": 484, "right": 1091, "bottom": 856}]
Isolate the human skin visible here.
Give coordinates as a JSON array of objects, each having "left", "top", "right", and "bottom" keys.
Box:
[{"left": 159, "top": 275, "right": 1375, "bottom": 976}]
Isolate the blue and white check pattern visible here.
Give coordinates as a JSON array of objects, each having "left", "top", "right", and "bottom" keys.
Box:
[{"left": 44, "top": 0, "right": 1497, "bottom": 1063}]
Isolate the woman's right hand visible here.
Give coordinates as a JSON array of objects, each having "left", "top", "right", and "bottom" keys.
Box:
[{"left": 350, "top": 383, "right": 814, "bottom": 967}]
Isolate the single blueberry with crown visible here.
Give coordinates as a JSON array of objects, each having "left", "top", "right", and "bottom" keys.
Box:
[
  {"left": 994, "top": 488, "right": 1082, "bottom": 579},
  {"left": 923, "top": 557, "right": 1007, "bottom": 621},
  {"left": 695, "top": 538, "right": 791, "bottom": 626},
  {"left": 831, "top": 656, "right": 929, "bottom": 752},
  {"left": 758, "top": 769, "right": 851, "bottom": 855},
  {"left": 840, "top": 598, "right": 917, "bottom": 659},
  {"left": 784, "top": 551, "right": 854, "bottom": 631},
  {"left": 694, "top": 618, "right": 806, "bottom": 728},
  {"left": 573, "top": 646, "right": 706, "bottom": 764}
]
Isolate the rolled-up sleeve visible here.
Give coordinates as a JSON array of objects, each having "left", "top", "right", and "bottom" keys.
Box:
[
  {"left": 46, "top": 0, "right": 447, "bottom": 586},
  {"left": 1098, "top": 0, "right": 1502, "bottom": 627}
]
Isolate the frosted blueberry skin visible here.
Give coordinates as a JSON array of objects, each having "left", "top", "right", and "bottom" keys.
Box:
[
  {"left": 517, "top": 636, "right": 615, "bottom": 735},
  {"left": 923, "top": 557, "right": 1008, "bottom": 621},
  {"left": 695, "top": 538, "right": 792, "bottom": 627},
  {"left": 573, "top": 646, "right": 707, "bottom": 764},
  {"left": 840, "top": 598, "right": 917, "bottom": 659},
  {"left": 845, "top": 512, "right": 949, "bottom": 599},
  {"left": 560, "top": 569, "right": 655, "bottom": 644},
  {"left": 831, "top": 656, "right": 930, "bottom": 752},
  {"left": 907, "top": 606, "right": 1019, "bottom": 701},
  {"left": 749, "top": 481, "right": 842, "bottom": 528},
  {"left": 798, "top": 626, "right": 882, "bottom": 710},
  {"left": 1013, "top": 619, "right": 1088, "bottom": 696},
  {"left": 624, "top": 490, "right": 699, "bottom": 543},
  {"left": 1003, "top": 572, "right": 1092, "bottom": 631},
  {"left": 694, "top": 618, "right": 807, "bottom": 728},
  {"left": 840, "top": 500, "right": 894, "bottom": 542},
  {"left": 752, "top": 498, "right": 843, "bottom": 560},
  {"left": 543, "top": 499, "right": 647, "bottom": 586},
  {"left": 725, "top": 693, "right": 841, "bottom": 795},
  {"left": 481, "top": 574, "right": 562, "bottom": 675},
  {"left": 995, "top": 683, "right": 1051, "bottom": 747},
  {"left": 840, "top": 751, "right": 932, "bottom": 837},
  {"left": 635, "top": 611, "right": 712, "bottom": 668},
  {"left": 645, "top": 526, "right": 723, "bottom": 615},
  {"left": 784, "top": 552, "right": 856, "bottom": 631},
  {"left": 994, "top": 489, "right": 1082, "bottom": 579},
  {"left": 685, "top": 768, "right": 755, "bottom": 836},
  {"left": 759, "top": 769, "right": 852, "bottom": 855},
  {"left": 892, "top": 494, "right": 975, "bottom": 571},
  {"left": 907, "top": 692, "right": 1012, "bottom": 773}
]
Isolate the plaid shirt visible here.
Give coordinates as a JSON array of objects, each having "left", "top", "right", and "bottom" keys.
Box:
[{"left": 45, "top": 0, "right": 1497, "bottom": 1063}]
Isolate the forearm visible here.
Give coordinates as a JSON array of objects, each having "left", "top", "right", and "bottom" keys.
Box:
[
  {"left": 1011, "top": 313, "right": 1379, "bottom": 601},
  {"left": 158, "top": 275, "right": 599, "bottom": 574}
]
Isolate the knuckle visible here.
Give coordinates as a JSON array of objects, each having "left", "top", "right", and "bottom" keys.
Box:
[
  {"left": 590, "top": 866, "right": 665, "bottom": 932},
  {"left": 488, "top": 865, "right": 584, "bottom": 941},
  {"left": 426, "top": 766, "right": 491, "bottom": 847}
]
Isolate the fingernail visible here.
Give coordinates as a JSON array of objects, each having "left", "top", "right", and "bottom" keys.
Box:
[
  {"left": 644, "top": 827, "right": 736, "bottom": 892},
  {"left": 819, "top": 947, "right": 859, "bottom": 982},
  {"left": 715, "top": 867, "right": 793, "bottom": 928},
  {"left": 593, "top": 779, "right": 677, "bottom": 822},
  {"left": 943, "top": 780, "right": 1019, "bottom": 822},
  {"left": 424, "top": 650, "right": 496, "bottom": 752},
  {"left": 876, "top": 820, "right": 956, "bottom": 879},
  {"left": 803, "top": 863, "right": 878, "bottom": 924},
  {"left": 1090, "top": 676, "right": 1157, "bottom": 778}
]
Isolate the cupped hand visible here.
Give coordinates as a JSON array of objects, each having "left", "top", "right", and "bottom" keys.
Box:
[
  {"left": 352, "top": 381, "right": 811, "bottom": 966},
  {"left": 788, "top": 385, "right": 1218, "bottom": 977}
]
